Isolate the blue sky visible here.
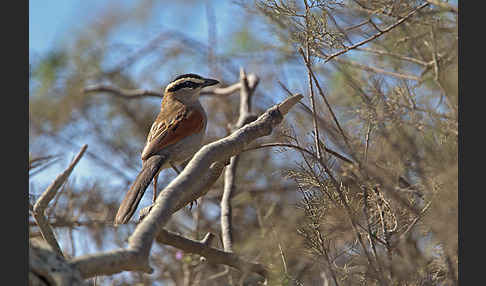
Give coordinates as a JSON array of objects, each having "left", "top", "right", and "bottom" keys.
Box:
[
  {"left": 29, "top": 0, "right": 71, "bottom": 55},
  {"left": 29, "top": 0, "right": 244, "bottom": 58},
  {"left": 30, "top": 1, "right": 104, "bottom": 56}
]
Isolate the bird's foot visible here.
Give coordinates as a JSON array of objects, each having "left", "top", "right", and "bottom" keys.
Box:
[
  {"left": 138, "top": 204, "right": 154, "bottom": 223},
  {"left": 188, "top": 199, "right": 198, "bottom": 210}
]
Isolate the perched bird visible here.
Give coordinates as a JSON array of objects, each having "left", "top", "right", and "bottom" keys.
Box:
[{"left": 114, "top": 73, "right": 219, "bottom": 225}]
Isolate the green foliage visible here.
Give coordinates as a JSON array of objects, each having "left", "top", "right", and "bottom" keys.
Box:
[
  {"left": 31, "top": 50, "right": 67, "bottom": 96},
  {"left": 230, "top": 27, "right": 266, "bottom": 53}
]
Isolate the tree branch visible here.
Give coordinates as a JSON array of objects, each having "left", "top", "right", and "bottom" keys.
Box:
[
  {"left": 83, "top": 85, "right": 162, "bottom": 99},
  {"left": 355, "top": 47, "right": 430, "bottom": 66},
  {"left": 425, "top": 0, "right": 458, "bottom": 13},
  {"left": 333, "top": 57, "right": 421, "bottom": 81},
  {"left": 243, "top": 143, "right": 354, "bottom": 166},
  {"left": 299, "top": 47, "right": 353, "bottom": 151},
  {"left": 82, "top": 73, "right": 260, "bottom": 99},
  {"left": 32, "top": 144, "right": 88, "bottom": 258},
  {"left": 221, "top": 68, "right": 259, "bottom": 252},
  {"left": 30, "top": 239, "right": 86, "bottom": 286},
  {"left": 321, "top": 3, "right": 430, "bottom": 63},
  {"left": 156, "top": 229, "right": 268, "bottom": 277},
  {"left": 304, "top": 0, "right": 323, "bottom": 162},
  {"left": 68, "top": 94, "right": 303, "bottom": 279}
]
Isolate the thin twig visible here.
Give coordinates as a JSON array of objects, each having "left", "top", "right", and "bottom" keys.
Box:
[
  {"left": 83, "top": 74, "right": 259, "bottom": 99},
  {"left": 355, "top": 47, "right": 430, "bottom": 66},
  {"left": 344, "top": 18, "right": 371, "bottom": 32},
  {"left": 398, "top": 200, "right": 432, "bottom": 242},
  {"left": 83, "top": 85, "right": 162, "bottom": 99},
  {"left": 242, "top": 143, "right": 354, "bottom": 166},
  {"left": 425, "top": 0, "right": 458, "bottom": 13},
  {"left": 363, "top": 187, "right": 385, "bottom": 281},
  {"left": 364, "top": 121, "right": 373, "bottom": 163},
  {"left": 298, "top": 48, "right": 352, "bottom": 150},
  {"left": 156, "top": 229, "right": 268, "bottom": 278},
  {"left": 323, "top": 3, "right": 430, "bottom": 63},
  {"left": 304, "top": 0, "right": 323, "bottom": 162},
  {"left": 295, "top": 42, "right": 384, "bottom": 278},
  {"left": 333, "top": 57, "right": 421, "bottom": 81},
  {"left": 278, "top": 80, "right": 346, "bottom": 147}
]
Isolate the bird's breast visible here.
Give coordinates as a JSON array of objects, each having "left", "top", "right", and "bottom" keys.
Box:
[{"left": 168, "top": 127, "right": 206, "bottom": 164}]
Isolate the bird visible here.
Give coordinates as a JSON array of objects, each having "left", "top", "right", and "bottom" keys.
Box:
[{"left": 114, "top": 73, "right": 219, "bottom": 225}]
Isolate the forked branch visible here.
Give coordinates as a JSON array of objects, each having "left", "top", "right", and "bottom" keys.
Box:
[
  {"left": 221, "top": 68, "right": 259, "bottom": 252},
  {"left": 68, "top": 94, "right": 303, "bottom": 279}
]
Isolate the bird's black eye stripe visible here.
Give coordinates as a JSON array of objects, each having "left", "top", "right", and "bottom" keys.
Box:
[{"left": 167, "top": 81, "right": 200, "bottom": 92}]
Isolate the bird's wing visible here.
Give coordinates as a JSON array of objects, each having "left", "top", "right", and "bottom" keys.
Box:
[{"left": 141, "top": 99, "right": 205, "bottom": 161}]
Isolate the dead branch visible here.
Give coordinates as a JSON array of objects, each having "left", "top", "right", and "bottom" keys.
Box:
[
  {"left": 82, "top": 86, "right": 162, "bottom": 99},
  {"left": 203, "top": 73, "right": 259, "bottom": 97},
  {"left": 82, "top": 73, "right": 259, "bottom": 99},
  {"left": 30, "top": 239, "right": 87, "bottom": 286},
  {"left": 32, "top": 145, "right": 88, "bottom": 258},
  {"left": 68, "top": 94, "right": 303, "bottom": 279},
  {"left": 156, "top": 229, "right": 268, "bottom": 277},
  {"left": 221, "top": 68, "right": 259, "bottom": 253}
]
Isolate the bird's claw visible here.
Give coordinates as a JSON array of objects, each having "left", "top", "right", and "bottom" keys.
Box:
[{"left": 188, "top": 200, "right": 198, "bottom": 210}]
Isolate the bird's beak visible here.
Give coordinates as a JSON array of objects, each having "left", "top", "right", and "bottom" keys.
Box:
[{"left": 201, "top": 78, "right": 219, "bottom": 88}]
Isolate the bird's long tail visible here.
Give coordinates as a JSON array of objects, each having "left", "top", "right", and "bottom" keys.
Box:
[{"left": 114, "top": 155, "right": 167, "bottom": 225}]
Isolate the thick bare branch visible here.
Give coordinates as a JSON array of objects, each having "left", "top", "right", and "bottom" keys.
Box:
[
  {"left": 69, "top": 94, "right": 303, "bottom": 279},
  {"left": 30, "top": 239, "right": 87, "bottom": 286}
]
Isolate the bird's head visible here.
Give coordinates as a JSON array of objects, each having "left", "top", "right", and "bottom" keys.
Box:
[{"left": 164, "top": 73, "right": 219, "bottom": 103}]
